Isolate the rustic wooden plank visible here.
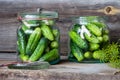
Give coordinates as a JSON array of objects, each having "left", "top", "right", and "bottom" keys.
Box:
[
  {"left": 0, "top": 62, "right": 120, "bottom": 80},
  {"left": 0, "top": 53, "right": 17, "bottom": 60},
  {"left": 0, "top": 18, "right": 19, "bottom": 52},
  {"left": 0, "top": 0, "right": 120, "bottom": 17},
  {"left": 104, "top": 15, "right": 120, "bottom": 42}
]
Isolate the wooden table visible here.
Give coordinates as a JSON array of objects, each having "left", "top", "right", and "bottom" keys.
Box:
[{"left": 0, "top": 58, "right": 120, "bottom": 80}]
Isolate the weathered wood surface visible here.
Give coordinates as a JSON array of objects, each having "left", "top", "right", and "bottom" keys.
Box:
[
  {"left": 0, "top": 61, "right": 120, "bottom": 80},
  {"left": 0, "top": 0, "right": 120, "bottom": 17},
  {"left": 0, "top": 18, "right": 18, "bottom": 52},
  {"left": 0, "top": 0, "right": 120, "bottom": 55},
  {"left": 0, "top": 53, "right": 17, "bottom": 60}
]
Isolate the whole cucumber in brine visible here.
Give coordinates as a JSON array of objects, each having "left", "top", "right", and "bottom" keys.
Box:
[
  {"left": 86, "top": 23, "right": 102, "bottom": 37},
  {"left": 17, "top": 29, "right": 26, "bottom": 56},
  {"left": 84, "top": 33, "right": 100, "bottom": 43},
  {"left": 39, "top": 49, "right": 59, "bottom": 62},
  {"left": 89, "top": 43, "right": 100, "bottom": 51},
  {"left": 26, "top": 27, "right": 41, "bottom": 56},
  {"left": 69, "top": 30, "right": 88, "bottom": 49},
  {"left": 41, "top": 25, "right": 54, "bottom": 41},
  {"left": 50, "top": 41, "right": 59, "bottom": 49},
  {"left": 71, "top": 42, "right": 84, "bottom": 62},
  {"left": 29, "top": 38, "right": 48, "bottom": 61}
]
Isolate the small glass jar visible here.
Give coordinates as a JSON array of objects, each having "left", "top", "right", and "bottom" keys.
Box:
[
  {"left": 68, "top": 16, "right": 110, "bottom": 63},
  {"left": 17, "top": 10, "right": 60, "bottom": 64}
]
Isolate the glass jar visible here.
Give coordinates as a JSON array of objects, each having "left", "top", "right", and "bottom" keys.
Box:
[
  {"left": 68, "top": 16, "right": 110, "bottom": 63},
  {"left": 17, "top": 10, "right": 60, "bottom": 64}
]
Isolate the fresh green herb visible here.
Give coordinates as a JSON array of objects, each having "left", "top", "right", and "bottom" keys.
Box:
[{"left": 99, "top": 42, "right": 120, "bottom": 68}]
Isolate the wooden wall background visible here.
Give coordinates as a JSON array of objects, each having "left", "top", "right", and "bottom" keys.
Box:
[{"left": 0, "top": 0, "right": 120, "bottom": 59}]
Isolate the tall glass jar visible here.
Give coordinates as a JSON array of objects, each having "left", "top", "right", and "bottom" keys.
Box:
[
  {"left": 68, "top": 16, "right": 110, "bottom": 63},
  {"left": 17, "top": 10, "right": 60, "bottom": 64}
]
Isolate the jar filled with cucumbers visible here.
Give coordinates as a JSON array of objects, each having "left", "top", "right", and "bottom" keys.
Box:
[
  {"left": 17, "top": 10, "right": 60, "bottom": 64},
  {"left": 68, "top": 16, "right": 110, "bottom": 63}
]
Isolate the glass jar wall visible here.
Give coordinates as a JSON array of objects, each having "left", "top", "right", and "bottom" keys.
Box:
[
  {"left": 17, "top": 11, "right": 60, "bottom": 64},
  {"left": 68, "top": 16, "right": 110, "bottom": 63}
]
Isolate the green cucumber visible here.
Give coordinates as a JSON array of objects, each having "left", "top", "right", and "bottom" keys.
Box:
[
  {"left": 41, "top": 25, "right": 54, "bottom": 41},
  {"left": 39, "top": 49, "right": 59, "bottom": 62},
  {"left": 89, "top": 43, "right": 100, "bottom": 51},
  {"left": 26, "top": 27, "right": 41, "bottom": 56},
  {"left": 103, "top": 34, "right": 109, "bottom": 42},
  {"left": 19, "top": 54, "right": 29, "bottom": 62},
  {"left": 91, "top": 22, "right": 106, "bottom": 28},
  {"left": 84, "top": 33, "right": 100, "bottom": 43},
  {"left": 71, "top": 42, "right": 84, "bottom": 62},
  {"left": 28, "top": 38, "right": 48, "bottom": 61},
  {"left": 97, "top": 36, "right": 103, "bottom": 42},
  {"left": 84, "top": 51, "right": 92, "bottom": 59},
  {"left": 86, "top": 23, "right": 102, "bottom": 36},
  {"left": 93, "top": 50, "right": 104, "bottom": 59},
  {"left": 21, "top": 24, "right": 30, "bottom": 32},
  {"left": 17, "top": 29, "right": 26, "bottom": 55},
  {"left": 50, "top": 41, "right": 59, "bottom": 49},
  {"left": 69, "top": 30, "right": 88, "bottom": 49},
  {"left": 52, "top": 29, "right": 59, "bottom": 37}
]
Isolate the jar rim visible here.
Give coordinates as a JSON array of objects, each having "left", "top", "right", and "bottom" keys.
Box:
[
  {"left": 72, "top": 16, "right": 100, "bottom": 20},
  {"left": 71, "top": 16, "right": 106, "bottom": 25},
  {"left": 18, "top": 11, "right": 58, "bottom": 20}
]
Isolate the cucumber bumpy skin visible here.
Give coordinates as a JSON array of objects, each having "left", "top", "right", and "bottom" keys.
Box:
[
  {"left": 86, "top": 23, "right": 102, "bottom": 37},
  {"left": 28, "top": 38, "right": 47, "bottom": 62},
  {"left": 17, "top": 29, "right": 26, "bottom": 56},
  {"left": 84, "top": 33, "right": 100, "bottom": 43},
  {"left": 69, "top": 30, "right": 88, "bottom": 49},
  {"left": 39, "top": 49, "right": 59, "bottom": 62},
  {"left": 71, "top": 42, "right": 84, "bottom": 62},
  {"left": 26, "top": 27, "right": 41, "bottom": 56},
  {"left": 41, "top": 25, "right": 54, "bottom": 41}
]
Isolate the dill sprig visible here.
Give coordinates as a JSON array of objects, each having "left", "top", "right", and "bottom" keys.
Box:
[{"left": 99, "top": 42, "right": 120, "bottom": 68}]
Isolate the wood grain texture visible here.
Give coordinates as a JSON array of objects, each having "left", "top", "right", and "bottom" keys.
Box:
[
  {"left": 0, "top": 0, "right": 120, "bottom": 17},
  {"left": 0, "top": 18, "right": 19, "bottom": 52},
  {"left": 0, "top": 62, "right": 120, "bottom": 80},
  {"left": 0, "top": 53, "right": 17, "bottom": 60}
]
